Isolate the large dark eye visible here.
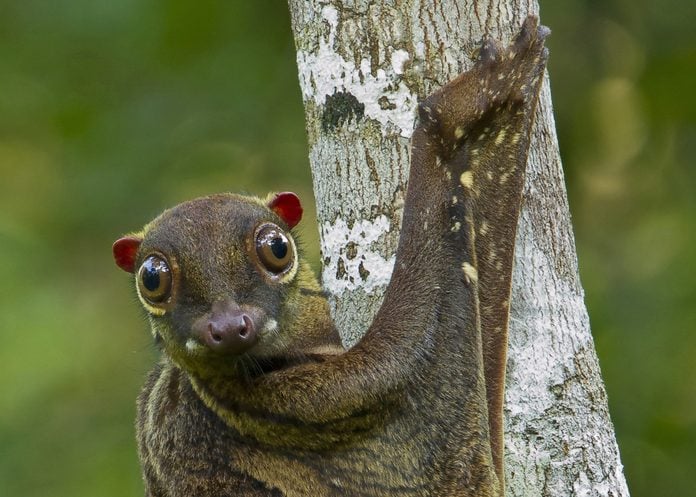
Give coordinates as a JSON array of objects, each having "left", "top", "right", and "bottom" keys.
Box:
[
  {"left": 138, "top": 255, "right": 172, "bottom": 303},
  {"left": 255, "top": 224, "right": 294, "bottom": 274}
]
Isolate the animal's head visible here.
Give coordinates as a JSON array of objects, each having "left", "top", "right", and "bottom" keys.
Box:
[{"left": 113, "top": 192, "right": 337, "bottom": 378}]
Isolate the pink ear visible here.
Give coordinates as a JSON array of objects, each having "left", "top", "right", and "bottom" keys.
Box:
[
  {"left": 268, "top": 192, "right": 303, "bottom": 228},
  {"left": 113, "top": 236, "right": 142, "bottom": 273}
]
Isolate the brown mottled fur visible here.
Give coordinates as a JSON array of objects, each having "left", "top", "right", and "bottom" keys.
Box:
[{"left": 118, "top": 18, "right": 548, "bottom": 497}]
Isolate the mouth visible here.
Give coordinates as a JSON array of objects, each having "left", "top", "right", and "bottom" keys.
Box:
[
  {"left": 176, "top": 300, "right": 313, "bottom": 378},
  {"left": 182, "top": 336, "right": 295, "bottom": 378}
]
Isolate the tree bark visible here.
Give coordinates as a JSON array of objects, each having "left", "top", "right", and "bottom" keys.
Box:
[{"left": 287, "top": 1, "right": 630, "bottom": 495}]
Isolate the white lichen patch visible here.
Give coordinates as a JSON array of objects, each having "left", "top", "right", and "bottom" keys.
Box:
[
  {"left": 320, "top": 215, "right": 396, "bottom": 295},
  {"left": 296, "top": 4, "right": 418, "bottom": 138},
  {"left": 391, "top": 49, "right": 410, "bottom": 75}
]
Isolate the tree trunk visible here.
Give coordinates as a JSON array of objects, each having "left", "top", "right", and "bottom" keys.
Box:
[{"left": 286, "top": 1, "right": 630, "bottom": 495}]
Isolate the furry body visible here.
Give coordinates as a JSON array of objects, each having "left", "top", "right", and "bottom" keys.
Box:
[{"left": 115, "top": 18, "right": 549, "bottom": 497}]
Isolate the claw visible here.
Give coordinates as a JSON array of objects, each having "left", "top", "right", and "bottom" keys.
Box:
[
  {"left": 514, "top": 15, "right": 537, "bottom": 49},
  {"left": 514, "top": 16, "right": 551, "bottom": 53},
  {"left": 537, "top": 24, "right": 551, "bottom": 41},
  {"left": 416, "top": 16, "right": 549, "bottom": 151}
]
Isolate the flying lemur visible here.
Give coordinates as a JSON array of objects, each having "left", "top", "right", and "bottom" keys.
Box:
[{"left": 113, "top": 16, "right": 549, "bottom": 497}]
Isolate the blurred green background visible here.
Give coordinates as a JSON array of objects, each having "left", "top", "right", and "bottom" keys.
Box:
[{"left": 0, "top": 1, "right": 692, "bottom": 496}]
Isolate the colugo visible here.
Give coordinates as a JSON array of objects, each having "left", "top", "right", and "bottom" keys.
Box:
[{"left": 113, "top": 16, "right": 549, "bottom": 497}]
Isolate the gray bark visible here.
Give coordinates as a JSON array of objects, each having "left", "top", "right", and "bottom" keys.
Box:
[{"left": 287, "top": 0, "right": 630, "bottom": 495}]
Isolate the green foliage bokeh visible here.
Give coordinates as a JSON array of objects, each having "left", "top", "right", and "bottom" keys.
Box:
[{"left": 0, "top": 1, "right": 693, "bottom": 496}]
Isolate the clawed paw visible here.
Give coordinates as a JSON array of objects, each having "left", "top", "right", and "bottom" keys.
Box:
[
  {"left": 476, "top": 15, "right": 550, "bottom": 105},
  {"left": 417, "top": 16, "right": 549, "bottom": 157}
]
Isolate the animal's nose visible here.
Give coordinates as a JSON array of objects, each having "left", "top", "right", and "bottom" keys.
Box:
[{"left": 194, "top": 302, "right": 258, "bottom": 355}]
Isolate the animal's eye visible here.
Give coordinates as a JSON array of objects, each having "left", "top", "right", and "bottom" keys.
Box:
[
  {"left": 255, "top": 224, "right": 294, "bottom": 274},
  {"left": 138, "top": 256, "right": 172, "bottom": 304}
]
